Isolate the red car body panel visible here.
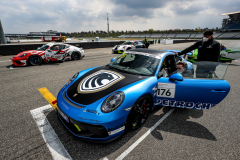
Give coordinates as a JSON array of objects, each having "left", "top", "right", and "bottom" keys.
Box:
[{"left": 11, "top": 50, "right": 46, "bottom": 66}]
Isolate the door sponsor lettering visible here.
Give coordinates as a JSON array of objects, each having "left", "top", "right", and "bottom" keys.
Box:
[{"left": 155, "top": 99, "right": 216, "bottom": 110}]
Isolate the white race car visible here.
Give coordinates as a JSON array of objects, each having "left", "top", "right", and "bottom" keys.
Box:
[
  {"left": 112, "top": 41, "right": 145, "bottom": 54},
  {"left": 11, "top": 43, "right": 85, "bottom": 66}
]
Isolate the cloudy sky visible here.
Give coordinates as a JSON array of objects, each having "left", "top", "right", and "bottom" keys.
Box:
[{"left": 0, "top": 0, "right": 239, "bottom": 33}]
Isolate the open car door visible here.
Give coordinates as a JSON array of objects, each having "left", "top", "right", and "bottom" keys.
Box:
[{"left": 156, "top": 62, "right": 230, "bottom": 109}]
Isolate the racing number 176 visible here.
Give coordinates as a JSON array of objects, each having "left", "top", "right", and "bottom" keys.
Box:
[{"left": 157, "top": 89, "right": 171, "bottom": 96}]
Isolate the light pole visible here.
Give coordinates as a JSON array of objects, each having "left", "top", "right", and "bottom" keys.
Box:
[{"left": 107, "top": 13, "right": 109, "bottom": 37}]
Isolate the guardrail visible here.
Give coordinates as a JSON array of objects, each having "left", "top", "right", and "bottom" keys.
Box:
[
  {"left": 0, "top": 41, "right": 125, "bottom": 56},
  {"left": 0, "top": 40, "right": 198, "bottom": 56}
]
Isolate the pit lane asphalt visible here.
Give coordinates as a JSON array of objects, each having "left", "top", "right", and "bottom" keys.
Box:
[{"left": 0, "top": 40, "right": 239, "bottom": 160}]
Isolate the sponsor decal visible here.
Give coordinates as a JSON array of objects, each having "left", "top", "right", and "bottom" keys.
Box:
[
  {"left": 77, "top": 117, "right": 102, "bottom": 123},
  {"left": 155, "top": 99, "right": 216, "bottom": 110},
  {"left": 108, "top": 126, "right": 125, "bottom": 136},
  {"left": 108, "top": 122, "right": 126, "bottom": 132},
  {"left": 74, "top": 124, "right": 81, "bottom": 131},
  {"left": 157, "top": 83, "right": 176, "bottom": 98},
  {"left": 78, "top": 70, "right": 125, "bottom": 94},
  {"left": 83, "top": 109, "right": 97, "bottom": 114}
]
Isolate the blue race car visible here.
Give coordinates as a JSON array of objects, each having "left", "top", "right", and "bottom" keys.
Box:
[{"left": 57, "top": 49, "right": 230, "bottom": 143}]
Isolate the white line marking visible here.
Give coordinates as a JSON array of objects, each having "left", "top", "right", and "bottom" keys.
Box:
[
  {"left": 30, "top": 105, "right": 72, "bottom": 160},
  {"left": 0, "top": 60, "right": 11, "bottom": 62},
  {"left": 116, "top": 108, "right": 175, "bottom": 160},
  {"left": 103, "top": 157, "right": 109, "bottom": 160}
]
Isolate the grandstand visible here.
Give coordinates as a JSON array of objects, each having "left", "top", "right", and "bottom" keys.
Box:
[
  {"left": 117, "top": 11, "right": 240, "bottom": 39},
  {"left": 167, "top": 34, "right": 176, "bottom": 38},
  {"left": 221, "top": 11, "right": 240, "bottom": 31},
  {"left": 175, "top": 33, "right": 191, "bottom": 38},
  {"left": 150, "top": 34, "right": 163, "bottom": 38}
]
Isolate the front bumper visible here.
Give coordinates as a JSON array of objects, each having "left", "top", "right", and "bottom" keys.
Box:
[
  {"left": 57, "top": 107, "right": 109, "bottom": 138},
  {"left": 11, "top": 57, "right": 28, "bottom": 66},
  {"left": 112, "top": 49, "right": 124, "bottom": 54},
  {"left": 57, "top": 87, "right": 128, "bottom": 143}
]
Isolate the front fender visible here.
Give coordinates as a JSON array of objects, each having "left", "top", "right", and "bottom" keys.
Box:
[{"left": 117, "top": 77, "right": 158, "bottom": 111}]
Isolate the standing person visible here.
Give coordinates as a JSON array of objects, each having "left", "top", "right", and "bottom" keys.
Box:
[
  {"left": 174, "top": 30, "right": 221, "bottom": 78},
  {"left": 175, "top": 30, "right": 220, "bottom": 62},
  {"left": 144, "top": 36, "right": 148, "bottom": 48},
  {"left": 153, "top": 38, "right": 154, "bottom": 45}
]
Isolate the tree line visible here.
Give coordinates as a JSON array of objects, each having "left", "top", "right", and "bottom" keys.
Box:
[{"left": 64, "top": 27, "right": 221, "bottom": 38}]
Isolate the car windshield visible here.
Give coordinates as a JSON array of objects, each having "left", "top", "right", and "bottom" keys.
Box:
[
  {"left": 37, "top": 45, "right": 49, "bottom": 51},
  {"left": 123, "top": 42, "right": 133, "bottom": 45},
  {"left": 171, "top": 61, "right": 228, "bottom": 80},
  {"left": 109, "top": 53, "right": 160, "bottom": 76}
]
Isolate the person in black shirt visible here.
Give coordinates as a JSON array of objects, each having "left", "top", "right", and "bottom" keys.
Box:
[
  {"left": 175, "top": 30, "right": 220, "bottom": 62},
  {"left": 175, "top": 30, "right": 220, "bottom": 78}
]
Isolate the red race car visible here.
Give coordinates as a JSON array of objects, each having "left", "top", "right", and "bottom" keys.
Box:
[{"left": 11, "top": 43, "right": 84, "bottom": 66}]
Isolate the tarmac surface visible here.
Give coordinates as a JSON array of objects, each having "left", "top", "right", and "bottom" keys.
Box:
[{"left": 0, "top": 40, "right": 239, "bottom": 160}]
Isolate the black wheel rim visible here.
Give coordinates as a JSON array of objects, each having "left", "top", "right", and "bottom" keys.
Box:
[
  {"left": 131, "top": 96, "right": 151, "bottom": 129},
  {"left": 73, "top": 52, "right": 80, "bottom": 60},
  {"left": 30, "top": 56, "right": 41, "bottom": 65}
]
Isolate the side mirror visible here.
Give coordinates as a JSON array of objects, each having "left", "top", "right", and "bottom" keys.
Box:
[
  {"left": 110, "top": 58, "right": 115, "bottom": 63},
  {"left": 169, "top": 73, "right": 183, "bottom": 82}
]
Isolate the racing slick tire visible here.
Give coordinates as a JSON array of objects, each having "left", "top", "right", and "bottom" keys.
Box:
[
  {"left": 71, "top": 51, "right": 81, "bottom": 60},
  {"left": 126, "top": 95, "right": 152, "bottom": 130},
  {"left": 28, "top": 55, "right": 42, "bottom": 66}
]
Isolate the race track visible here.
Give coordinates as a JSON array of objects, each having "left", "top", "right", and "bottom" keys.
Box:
[{"left": 0, "top": 40, "right": 239, "bottom": 160}]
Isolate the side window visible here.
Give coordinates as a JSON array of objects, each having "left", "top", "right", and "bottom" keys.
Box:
[
  {"left": 165, "top": 55, "right": 177, "bottom": 74},
  {"left": 158, "top": 55, "right": 176, "bottom": 78},
  {"left": 64, "top": 45, "right": 70, "bottom": 49}
]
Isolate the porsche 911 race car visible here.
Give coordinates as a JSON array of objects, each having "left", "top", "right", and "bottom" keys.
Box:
[
  {"left": 57, "top": 49, "right": 230, "bottom": 143},
  {"left": 187, "top": 46, "right": 240, "bottom": 63},
  {"left": 11, "top": 43, "right": 84, "bottom": 66},
  {"left": 112, "top": 41, "right": 145, "bottom": 54}
]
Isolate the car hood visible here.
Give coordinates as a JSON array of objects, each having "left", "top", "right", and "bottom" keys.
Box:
[
  {"left": 16, "top": 50, "right": 44, "bottom": 56},
  {"left": 66, "top": 65, "right": 149, "bottom": 105}
]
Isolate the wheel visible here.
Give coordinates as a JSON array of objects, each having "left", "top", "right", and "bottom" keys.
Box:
[
  {"left": 28, "top": 55, "right": 42, "bottom": 65},
  {"left": 71, "top": 51, "right": 81, "bottom": 60},
  {"left": 126, "top": 95, "right": 152, "bottom": 130}
]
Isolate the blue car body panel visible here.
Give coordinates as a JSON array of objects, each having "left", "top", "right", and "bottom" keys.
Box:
[{"left": 57, "top": 49, "right": 231, "bottom": 142}]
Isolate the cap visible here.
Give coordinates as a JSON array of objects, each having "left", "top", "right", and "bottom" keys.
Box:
[{"left": 203, "top": 30, "right": 213, "bottom": 36}]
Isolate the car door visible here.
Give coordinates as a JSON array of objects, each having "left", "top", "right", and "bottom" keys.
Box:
[
  {"left": 155, "top": 61, "right": 230, "bottom": 109},
  {"left": 45, "top": 45, "right": 60, "bottom": 58}
]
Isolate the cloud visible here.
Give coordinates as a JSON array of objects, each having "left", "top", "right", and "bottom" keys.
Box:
[{"left": 0, "top": 0, "right": 239, "bottom": 33}]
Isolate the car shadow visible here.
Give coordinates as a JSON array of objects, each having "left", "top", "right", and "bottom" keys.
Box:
[
  {"left": 150, "top": 106, "right": 217, "bottom": 141},
  {"left": 227, "top": 63, "right": 240, "bottom": 66},
  {"left": 45, "top": 105, "right": 216, "bottom": 159},
  {"left": 45, "top": 106, "right": 162, "bottom": 160}
]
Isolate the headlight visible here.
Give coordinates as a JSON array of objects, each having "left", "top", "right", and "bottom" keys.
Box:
[
  {"left": 18, "top": 53, "right": 27, "bottom": 58},
  {"left": 101, "top": 91, "right": 125, "bottom": 113},
  {"left": 67, "top": 72, "right": 79, "bottom": 85}
]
